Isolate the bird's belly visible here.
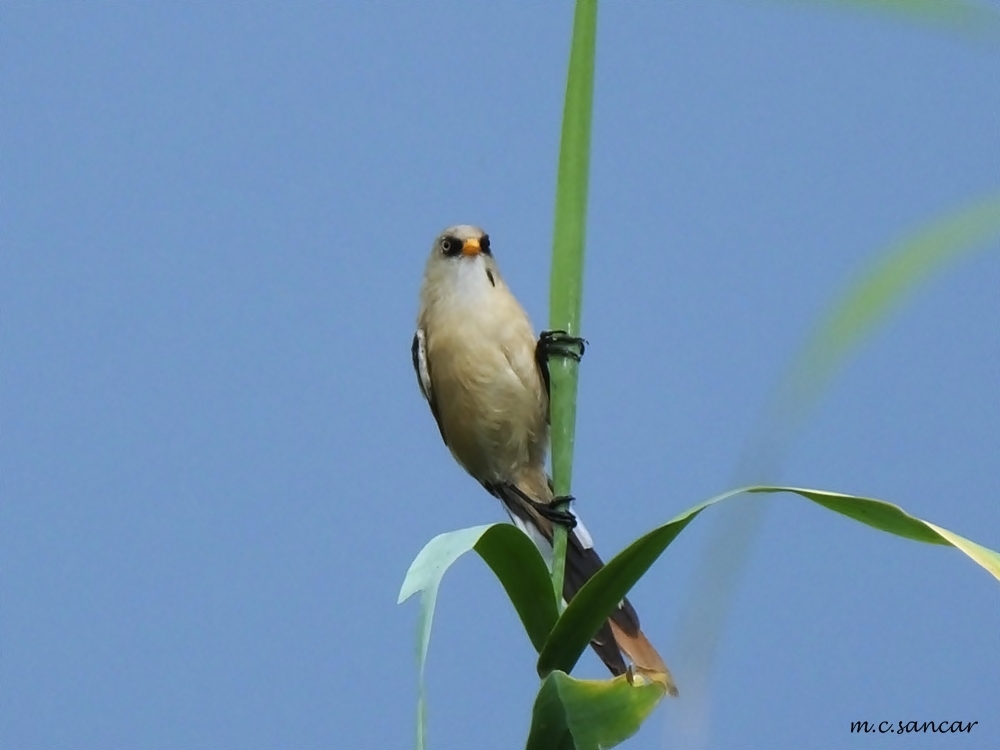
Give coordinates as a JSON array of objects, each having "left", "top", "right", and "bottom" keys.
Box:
[{"left": 432, "top": 345, "right": 547, "bottom": 484}]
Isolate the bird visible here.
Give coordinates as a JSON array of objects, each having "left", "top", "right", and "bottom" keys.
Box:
[{"left": 412, "top": 224, "right": 677, "bottom": 694}]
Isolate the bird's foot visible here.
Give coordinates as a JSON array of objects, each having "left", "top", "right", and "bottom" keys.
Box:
[
  {"left": 535, "top": 494, "right": 577, "bottom": 529},
  {"left": 538, "top": 330, "right": 587, "bottom": 363}
]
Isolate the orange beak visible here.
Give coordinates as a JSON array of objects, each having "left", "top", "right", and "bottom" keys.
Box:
[{"left": 461, "top": 237, "right": 481, "bottom": 256}]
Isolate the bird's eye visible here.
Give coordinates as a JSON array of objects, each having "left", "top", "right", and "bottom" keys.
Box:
[
  {"left": 440, "top": 237, "right": 460, "bottom": 256},
  {"left": 480, "top": 234, "right": 491, "bottom": 255}
]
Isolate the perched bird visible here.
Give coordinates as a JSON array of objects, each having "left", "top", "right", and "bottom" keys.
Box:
[{"left": 412, "top": 224, "right": 676, "bottom": 694}]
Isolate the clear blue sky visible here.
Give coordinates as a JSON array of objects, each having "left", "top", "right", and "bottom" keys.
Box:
[{"left": 3, "top": 3, "right": 997, "bottom": 749}]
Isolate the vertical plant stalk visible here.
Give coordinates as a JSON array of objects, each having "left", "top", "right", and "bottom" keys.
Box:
[{"left": 549, "top": 0, "right": 598, "bottom": 606}]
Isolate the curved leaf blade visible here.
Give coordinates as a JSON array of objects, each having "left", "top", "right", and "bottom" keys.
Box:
[
  {"left": 398, "top": 523, "right": 558, "bottom": 750},
  {"left": 526, "top": 671, "right": 666, "bottom": 750},
  {"left": 540, "top": 485, "right": 999, "bottom": 679},
  {"left": 925, "top": 522, "right": 1000, "bottom": 580},
  {"left": 749, "top": 486, "right": 1000, "bottom": 579},
  {"left": 398, "top": 524, "right": 492, "bottom": 750}
]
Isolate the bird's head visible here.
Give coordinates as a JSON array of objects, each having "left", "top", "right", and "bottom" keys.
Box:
[{"left": 434, "top": 225, "right": 492, "bottom": 260}]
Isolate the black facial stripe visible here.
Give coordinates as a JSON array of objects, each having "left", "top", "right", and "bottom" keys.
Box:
[{"left": 440, "top": 236, "right": 462, "bottom": 256}]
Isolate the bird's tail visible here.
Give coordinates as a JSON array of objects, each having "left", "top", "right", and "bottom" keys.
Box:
[{"left": 491, "top": 479, "right": 678, "bottom": 696}]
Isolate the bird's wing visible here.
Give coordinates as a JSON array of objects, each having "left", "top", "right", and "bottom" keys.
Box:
[{"left": 412, "top": 328, "right": 447, "bottom": 445}]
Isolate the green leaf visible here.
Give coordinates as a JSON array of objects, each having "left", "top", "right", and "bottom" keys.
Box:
[
  {"left": 749, "top": 486, "right": 1000, "bottom": 579},
  {"left": 539, "top": 485, "right": 999, "bottom": 678},
  {"left": 475, "top": 526, "right": 562, "bottom": 651},
  {"left": 525, "top": 671, "right": 666, "bottom": 750},
  {"left": 398, "top": 523, "right": 558, "bottom": 750},
  {"left": 548, "top": 0, "right": 599, "bottom": 605}
]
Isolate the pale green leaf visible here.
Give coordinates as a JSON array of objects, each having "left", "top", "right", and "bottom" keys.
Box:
[{"left": 398, "top": 523, "right": 557, "bottom": 750}]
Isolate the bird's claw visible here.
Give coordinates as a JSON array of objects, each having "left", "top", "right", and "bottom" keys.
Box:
[
  {"left": 538, "top": 330, "right": 587, "bottom": 363},
  {"left": 535, "top": 494, "right": 577, "bottom": 529}
]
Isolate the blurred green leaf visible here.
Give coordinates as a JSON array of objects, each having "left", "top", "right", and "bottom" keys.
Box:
[
  {"left": 540, "top": 485, "right": 999, "bottom": 678},
  {"left": 787, "top": 0, "right": 1000, "bottom": 39},
  {"left": 526, "top": 671, "right": 666, "bottom": 750},
  {"left": 776, "top": 194, "right": 1000, "bottom": 440},
  {"left": 731, "top": 194, "right": 1000, "bottom": 481},
  {"left": 548, "top": 0, "right": 599, "bottom": 604},
  {"left": 398, "top": 523, "right": 557, "bottom": 750}
]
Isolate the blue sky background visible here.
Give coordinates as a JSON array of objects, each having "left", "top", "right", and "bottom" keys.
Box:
[{"left": 3, "top": 3, "right": 998, "bottom": 749}]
